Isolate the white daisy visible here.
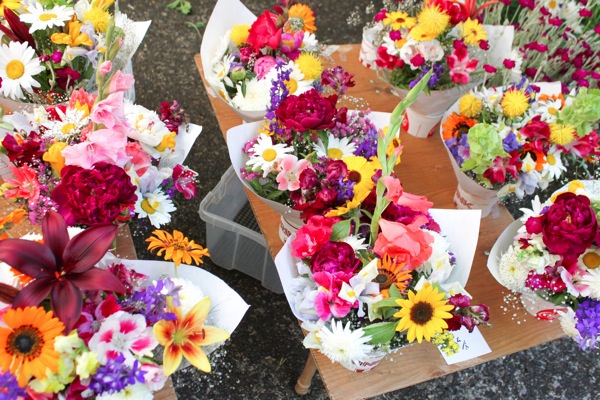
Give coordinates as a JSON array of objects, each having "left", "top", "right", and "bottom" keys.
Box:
[
  {"left": 0, "top": 41, "right": 45, "bottom": 100},
  {"left": 42, "top": 107, "right": 90, "bottom": 141},
  {"left": 314, "top": 321, "right": 374, "bottom": 364},
  {"left": 498, "top": 245, "right": 531, "bottom": 292},
  {"left": 230, "top": 77, "right": 271, "bottom": 111},
  {"left": 265, "top": 61, "right": 313, "bottom": 96},
  {"left": 246, "top": 133, "right": 293, "bottom": 177},
  {"left": 313, "top": 134, "right": 357, "bottom": 160},
  {"left": 579, "top": 267, "right": 600, "bottom": 300},
  {"left": 19, "top": 3, "right": 73, "bottom": 33},
  {"left": 135, "top": 188, "right": 176, "bottom": 228},
  {"left": 518, "top": 195, "right": 543, "bottom": 222},
  {"left": 300, "top": 32, "right": 319, "bottom": 52},
  {"left": 535, "top": 97, "right": 563, "bottom": 123},
  {"left": 540, "top": 146, "right": 566, "bottom": 181}
]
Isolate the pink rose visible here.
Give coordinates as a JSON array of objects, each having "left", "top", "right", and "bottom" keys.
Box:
[
  {"left": 254, "top": 56, "right": 277, "bottom": 79},
  {"left": 373, "top": 217, "right": 434, "bottom": 270},
  {"left": 291, "top": 215, "right": 335, "bottom": 258}
]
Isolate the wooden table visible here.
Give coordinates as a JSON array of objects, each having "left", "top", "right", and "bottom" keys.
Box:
[{"left": 194, "top": 45, "right": 564, "bottom": 400}]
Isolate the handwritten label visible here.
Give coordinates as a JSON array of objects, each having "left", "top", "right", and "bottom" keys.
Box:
[{"left": 439, "top": 326, "right": 491, "bottom": 365}]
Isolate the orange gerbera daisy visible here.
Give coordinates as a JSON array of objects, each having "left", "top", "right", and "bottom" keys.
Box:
[
  {"left": 376, "top": 255, "right": 412, "bottom": 297},
  {"left": 154, "top": 297, "right": 230, "bottom": 376},
  {"left": 146, "top": 230, "right": 210, "bottom": 266},
  {"left": 286, "top": 3, "right": 316, "bottom": 33},
  {"left": 0, "top": 306, "right": 64, "bottom": 387},
  {"left": 441, "top": 113, "right": 476, "bottom": 141}
]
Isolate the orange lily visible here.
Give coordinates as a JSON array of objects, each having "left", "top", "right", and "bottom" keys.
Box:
[{"left": 153, "top": 297, "right": 229, "bottom": 376}]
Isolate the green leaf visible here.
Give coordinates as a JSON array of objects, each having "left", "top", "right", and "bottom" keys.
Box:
[
  {"left": 330, "top": 220, "right": 352, "bottom": 241},
  {"left": 362, "top": 321, "right": 398, "bottom": 345},
  {"left": 241, "top": 80, "right": 247, "bottom": 97}
]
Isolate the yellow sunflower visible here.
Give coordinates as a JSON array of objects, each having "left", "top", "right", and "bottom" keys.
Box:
[
  {"left": 376, "top": 255, "right": 412, "bottom": 298},
  {"left": 410, "top": 4, "right": 449, "bottom": 41},
  {"left": 286, "top": 3, "right": 316, "bottom": 33},
  {"left": 394, "top": 283, "right": 454, "bottom": 343},
  {"left": 325, "top": 197, "right": 362, "bottom": 218},
  {"left": 501, "top": 88, "right": 530, "bottom": 119},
  {"left": 343, "top": 156, "right": 376, "bottom": 202},
  {"left": 383, "top": 11, "right": 416, "bottom": 30},
  {"left": 459, "top": 18, "right": 487, "bottom": 46},
  {"left": 549, "top": 123, "right": 575, "bottom": 146},
  {"left": 441, "top": 113, "right": 476, "bottom": 141},
  {"left": 458, "top": 93, "right": 483, "bottom": 118},
  {"left": 146, "top": 229, "right": 210, "bottom": 266},
  {"left": 0, "top": 306, "right": 64, "bottom": 387}
]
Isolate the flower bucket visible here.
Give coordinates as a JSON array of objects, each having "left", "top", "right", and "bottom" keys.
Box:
[
  {"left": 520, "top": 293, "right": 568, "bottom": 321},
  {"left": 359, "top": 26, "right": 381, "bottom": 70},
  {"left": 339, "top": 349, "right": 389, "bottom": 373}
]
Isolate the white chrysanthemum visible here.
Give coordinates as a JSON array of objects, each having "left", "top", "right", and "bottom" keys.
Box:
[
  {"left": 339, "top": 235, "right": 369, "bottom": 252},
  {"left": 315, "top": 321, "right": 374, "bottom": 364},
  {"left": 541, "top": 146, "right": 567, "bottom": 181},
  {"left": 230, "top": 78, "right": 271, "bottom": 111},
  {"left": 125, "top": 103, "right": 172, "bottom": 158},
  {"left": 498, "top": 245, "right": 531, "bottom": 292},
  {"left": 42, "top": 107, "right": 90, "bottom": 141},
  {"left": 246, "top": 133, "right": 293, "bottom": 177},
  {"left": 313, "top": 134, "right": 357, "bottom": 160},
  {"left": 0, "top": 41, "right": 45, "bottom": 100},
  {"left": 170, "top": 278, "right": 206, "bottom": 315},
  {"left": 579, "top": 268, "right": 600, "bottom": 300},
  {"left": 19, "top": 3, "right": 73, "bottom": 33},
  {"left": 417, "top": 230, "right": 453, "bottom": 284},
  {"left": 416, "top": 39, "right": 444, "bottom": 63},
  {"left": 558, "top": 308, "right": 581, "bottom": 340},
  {"left": 96, "top": 383, "right": 153, "bottom": 400},
  {"left": 135, "top": 188, "right": 176, "bottom": 228}
]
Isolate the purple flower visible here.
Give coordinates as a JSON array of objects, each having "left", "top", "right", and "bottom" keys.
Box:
[
  {"left": 0, "top": 371, "right": 26, "bottom": 400},
  {"left": 502, "top": 131, "right": 520, "bottom": 152},
  {"left": 575, "top": 299, "right": 600, "bottom": 351},
  {"left": 320, "top": 66, "right": 355, "bottom": 96},
  {"left": 89, "top": 353, "right": 146, "bottom": 395},
  {"left": 120, "top": 278, "right": 180, "bottom": 324}
]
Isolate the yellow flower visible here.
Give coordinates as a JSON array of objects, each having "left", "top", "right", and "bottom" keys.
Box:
[
  {"left": 458, "top": 94, "right": 483, "bottom": 118},
  {"left": 155, "top": 131, "right": 177, "bottom": 152},
  {"left": 75, "top": 351, "right": 99, "bottom": 379},
  {"left": 83, "top": 6, "right": 111, "bottom": 33},
  {"left": 394, "top": 283, "right": 454, "bottom": 344},
  {"left": 501, "top": 88, "right": 530, "bottom": 118},
  {"left": 296, "top": 53, "right": 323, "bottom": 81},
  {"left": 43, "top": 141, "right": 68, "bottom": 177},
  {"left": 549, "top": 123, "right": 575, "bottom": 146},
  {"left": 583, "top": 251, "right": 600, "bottom": 269},
  {"left": 343, "top": 155, "right": 376, "bottom": 203},
  {"left": 230, "top": 24, "right": 250, "bottom": 47},
  {"left": 153, "top": 297, "right": 230, "bottom": 376},
  {"left": 383, "top": 11, "right": 416, "bottom": 30},
  {"left": 459, "top": 18, "right": 487, "bottom": 46},
  {"left": 0, "top": 306, "right": 65, "bottom": 387},
  {"left": 410, "top": 4, "right": 449, "bottom": 41},
  {"left": 325, "top": 197, "right": 362, "bottom": 217},
  {"left": 146, "top": 229, "right": 210, "bottom": 266},
  {"left": 51, "top": 21, "right": 94, "bottom": 47},
  {"left": 287, "top": 3, "right": 316, "bottom": 33},
  {"left": 0, "top": 0, "right": 21, "bottom": 17}
]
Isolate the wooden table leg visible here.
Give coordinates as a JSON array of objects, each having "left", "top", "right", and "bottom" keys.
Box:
[{"left": 295, "top": 353, "right": 317, "bottom": 395}]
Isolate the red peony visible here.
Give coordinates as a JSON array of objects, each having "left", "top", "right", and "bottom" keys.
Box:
[
  {"left": 310, "top": 241, "right": 361, "bottom": 275},
  {"left": 246, "top": 10, "right": 282, "bottom": 51},
  {"left": 275, "top": 89, "right": 338, "bottom": 131},
  {"left": 525, "top": 192, "right": 598, "bottom": 257},
  {"left": 51, "top": 162, "right": 138, "bottom": 226}
]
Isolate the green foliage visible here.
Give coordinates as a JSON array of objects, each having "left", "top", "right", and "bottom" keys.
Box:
[{"left": 167, "top": 0, "right": 192, "bottom": 15}]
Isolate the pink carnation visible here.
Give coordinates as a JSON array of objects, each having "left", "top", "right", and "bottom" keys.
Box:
[{"left": 291, "top": 215, "right": 335, "bottom": 258}]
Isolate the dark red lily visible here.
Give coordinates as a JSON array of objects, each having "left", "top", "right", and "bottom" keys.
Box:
[
  {"left": 0, "top": 7, "right": 37, "bottom": 50},
  {"left": 0, "top": 210, "right": 125, "bottom": 333}
]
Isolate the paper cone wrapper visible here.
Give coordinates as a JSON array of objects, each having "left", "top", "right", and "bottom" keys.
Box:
[
  {"left": 520, "top": 293, "right": 568, "bottom": 321},
  {"left": 226, "top": 111, "right": 394, "bottom": 241},
  {"left": 275, "top": 208, "right": 480, "bottom": 321},
  {"left": 200, "top": 0, "right": 266, "bottom": 123},
  {"left": 359, "top": 26, "right": 381, "bottom": 70},
  {"left": 482, "top": 25, "right": 514, "bottom": 69}
]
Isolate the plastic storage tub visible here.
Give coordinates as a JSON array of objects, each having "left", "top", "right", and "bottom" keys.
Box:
[{"left": 199, "top": 166, "right": 283, "bottom": 293}]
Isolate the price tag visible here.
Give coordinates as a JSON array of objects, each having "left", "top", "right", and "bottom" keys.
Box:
[{"left": 439, "top": 326, "right": 491, "bottom": 365}]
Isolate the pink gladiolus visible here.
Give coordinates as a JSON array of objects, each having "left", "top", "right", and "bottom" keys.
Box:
[
  {"left": 382, "top": 176, "right": 433, "bottom": 213},
  {"left": 382, "top": 175, "right": 403, "bottom": 202},
  {"left": 62, "top": 128, "right": 130, "bottom": 169},
  {"left": 91, "top": 91, "right": 126, "bottom": 129},
  {"left": 276, "top": 155, "right": 312, "bottom": 191},
  {"left": 2, "top": 164, "right": 40, "bottom": 204},
  {"left": 373, "top": 217, "right": 434, "bottom": 271},
  {"left": 109, "top": 71, "right": 135, "bottom": 94},
  {"left": 99, "top": 60, "right": 112, "bottom": 76}
]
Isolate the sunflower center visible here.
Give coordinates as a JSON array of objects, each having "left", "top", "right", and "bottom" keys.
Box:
[
  {"left": 262, "top": 148, "right": 277, "bottom": 162},
  {"left": 6, "top": 60, "right": 25, "bottom": 80},
  {"left": 141, "top": 199, "right": 158, "bottom": 215},
  {"left": 410, "top": 301, "right": 434, "bottom": 325},
  {"left": 327, "top": 148, "right": 343, "bottom": 159},
  {"left": 285, "top": 78, "right": 298, "bottom": 94},
  {"left": 39, "top": 13, "right": 58, "bottom": 21},
  {"left": 8, "top": 326, "right": 43, "bottom": 357},
  {"left": 348, "top": 170, "right": 361, "bottom": 183}
]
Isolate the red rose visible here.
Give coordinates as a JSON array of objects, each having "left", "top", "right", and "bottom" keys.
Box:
[
  {"left": 247, "top": 10, "right": 282, "bottom": 51},
  {"left": 275, "top": 89, "right": 338, "bottom": 131}
]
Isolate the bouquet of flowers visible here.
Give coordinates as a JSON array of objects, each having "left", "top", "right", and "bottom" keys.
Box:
[
  {"left": 0, "top": 0, "right": 149, "bottom": 109},
  {"left": 441, "top": 80, "right": 600, "bottom": 216},
  {"left": 0, "top": 36, "right": 201, "bottom": 228},
  {"left": 274, "top": 72, "right": 489, "bottom": 370},
  {"left": 201, "top": 0, "right": 325, "bottom": 121},
  {"left": 482, "top": 0, "right": 600, "bottom": 92},
  {"left": 0, "top": 211, "right": 248, "bottom": 398},
  {"left": 494, "top": 180, "right": 600, "bottom": 351}
]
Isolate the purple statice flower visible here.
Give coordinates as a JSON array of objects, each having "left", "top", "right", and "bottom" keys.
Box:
[
  {"left": 0, "top": 371, "right": 26, "bottom": 400},
  {"left": 575, "top": 298, "right": 600, "bottom": 351},
  {"left": 320, "top": 66, "right": 355, "bottom": 96},
  {"left": 502, "top": 131, "right": 520, "bottom": 152},
  {"left": 120, "top": 278, "right": 180, "bottom": 324},
  {"left": 89, "top": 353, "right": 146, "bottom": 395}
]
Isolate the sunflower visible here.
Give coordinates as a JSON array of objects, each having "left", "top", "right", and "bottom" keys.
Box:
[
  {"left": 458, "top": 93, "right": 482, "bottom": 118},
  {"left": 0, "top": 306, "right": 64, "bottom": 387},
  {"left": 549, "top": 123, "right": 575, "bottom": 146},
  {"left": 147, "top": 229, "right": 210, "bottom": 266},
  {"left": 501, "top": 88, "right": 530, "bottom": 119},
  {"left": 459, "top": 18, "right": 487, "bottom": 46},
  {"left": 376, "top": 255, "right": 412, "bottom": 297},
  {"left": 343, "top": 156, "right": 376, "bottom": 203},
  {"left": 410, "top": 5, "right": 449, "bottom": 41},
  {"left": 325, "top": 197, "right": 362, "bottom": 218},
  {"left": 286, "top": 3, "right": 316, "bottom": 33},
  {"left": 394, "top": 283, "right": 454, "bottom": 343},
  {"left": 441, "top": 113, "right": 476, "bottom": 141}
]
